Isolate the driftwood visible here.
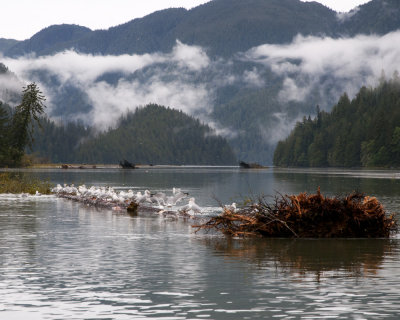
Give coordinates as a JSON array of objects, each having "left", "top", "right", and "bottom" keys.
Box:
[
  {"left": 119, "top": 159, "right": 136, "bottom": 169},
  {"left": 193, "top": 188, "right": 397, "bottom": 238},
  {"left": 239, "top": 161, "right": 267, "bottom": 169}
]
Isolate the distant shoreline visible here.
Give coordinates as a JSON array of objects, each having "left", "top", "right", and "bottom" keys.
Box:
[{"left": 27, "top": 164, "right": 242, "bottom": 169}]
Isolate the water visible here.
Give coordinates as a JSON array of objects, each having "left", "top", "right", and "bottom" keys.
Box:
[{"left": 1, "top": 167, "right": 400, "bottom": 319}]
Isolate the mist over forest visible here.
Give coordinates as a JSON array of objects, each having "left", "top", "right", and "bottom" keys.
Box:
[{"left": 1, "top": 0, "right": 400, "bottom": 164}]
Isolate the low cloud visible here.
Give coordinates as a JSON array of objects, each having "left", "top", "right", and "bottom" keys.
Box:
[
  {"left": 87, "top": 78, "right": 211, "bottom": 128},
  {"left": 3, "top": 31, "right": 400, "bottom": 152},
  {"left": 1, "top": 40, "right": 214, "bottom": 128},
  {"left": 243, "top": 67, "right": 265, "bottom": 87},
  {"left": 0, "top": 72, "right": 24, "bottom": 105},
  {"left": 244, "top": 31, "right": 400, "bottom": 108},
  {"left": 336, "top": 6, "right": 360, "bottom": 22},
  {"left": 259, "top": 113, "right": 303, "bottom": 145},
  {"left": 172, "top": 40, "right": 210, "bottom": 71}
]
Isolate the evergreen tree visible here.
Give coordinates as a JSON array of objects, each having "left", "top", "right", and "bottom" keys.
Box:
[
  {"left": 6, "top": 83, "right": 46, "bottom": 166},
  {"left": 0, "top": 102, "right": 10, "bottom": 164}
]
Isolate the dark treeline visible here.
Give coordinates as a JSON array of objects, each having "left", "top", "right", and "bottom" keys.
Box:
[
  {"left": 31, "top": 104, "right": 237, "bottom": 165},
  {"left": 30, "top": 118, "right": 92, "bottom": 163},
  {"left": 274, "top": 76, "right": 400, "bottom": 168},
  {"left": 0, "top": 83, "right": 45, "bottom": 167}
]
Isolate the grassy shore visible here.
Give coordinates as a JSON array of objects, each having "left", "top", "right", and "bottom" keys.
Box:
[{"left": 0, "top": 172, "right": 52, "bottom": 194}]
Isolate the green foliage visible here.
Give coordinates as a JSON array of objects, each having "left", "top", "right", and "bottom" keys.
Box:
[
  {"left": 4, "top": 0, "right": 400, "bottom": 167},
  {"left": 11, "top": 83, "right": 46, "bottom": 149},
  {"left": 30, "top": 118, "right": 92, "bottom": 163},
  {"left": 0, "top": 83, "right": 46, "bottom": 167},
  {"left": 274, "top": 78, "right": 400, "bottom": 168},
  {"left": 74, "top": 104, "right": 237, "bottom": 165},
  {"left": 0, "top": 102, "right": 11, "bottom": 165},
  {"left": 0, "top": 172, "right": 51, "bottom": 194},
  {"left": 6, "top": 83, "right": 46, "bottom": 166},
  {"left": 30, "top": 104, "right": 237, "bottom": 165}
]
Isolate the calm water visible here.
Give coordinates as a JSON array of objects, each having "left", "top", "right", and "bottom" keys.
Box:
[{"left": 1, "top": 167, "right": 400, "bottom": 319}]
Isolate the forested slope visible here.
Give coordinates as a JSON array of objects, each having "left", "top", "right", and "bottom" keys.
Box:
[
  {"left": 4, "top": 0, "right": 400, "bottom": 58},
  {"left": 273, "top": 77, "right": 400, "bottom": 168},
  {"left": 31, "top": 104, "right": 237, "bottom": 165},
  {"left": 3, "top": 0, "right": 337, "bottom": 57}
]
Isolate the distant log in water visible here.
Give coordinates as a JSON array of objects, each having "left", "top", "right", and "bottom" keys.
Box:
[
  {"left": 193, "top": 188, "right": 397, "bottom": 238},
  {"left": 239, "top": 161, "right": 267, "bottom": 169},
  {"left": 119, "top": 159, "right": 136, "bottom": 169}
]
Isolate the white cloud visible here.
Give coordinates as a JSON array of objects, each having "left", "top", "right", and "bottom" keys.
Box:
[
  {"left": 243, "top": 68, "right": 265, "bottom": 87},
  {"left": 3, "top": 50, "right": 165, "bottom": 85},
  {"left": 5, "top": 30, "right": 400, "bottom": 150},
  {"left": 1, "top": 41, "right": 213, "bottom": 128},
  {"left": 3, "top": 39, "right": 210, "bottom": 83},
  {"left": 0, "top": 73, "right": 24, "bottom": 105},
  {"left": 278, "top": 78, "right": 311, "bottom": 103},
  {"left": 259, "top": 113, "right": 304, "bottom": 145},
  {"left": 86, "top": 78, "right": 211, "bottom": 128},
  {"left": 171, "top": 40, "right": 210, "bottom": 71},
  {"left": 336, "top": 6, "right": 360, "bottom": 22},
  {"left": 245, "top": 31, "right": 400, "bottom": 106}
]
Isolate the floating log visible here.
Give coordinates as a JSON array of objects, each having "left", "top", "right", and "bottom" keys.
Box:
[
  {"left": 193, "top": 188, "right": 397, "bottom": 238},
  {"left": 119, "top": 159, "right": 136, "bottom": 169},
  {"left": 239, "top": 161, "right": 267, "bottom": 169}
]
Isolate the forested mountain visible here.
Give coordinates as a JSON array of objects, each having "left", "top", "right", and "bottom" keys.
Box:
[
  {"left": 2, "top": 0, "right": 338, "bottom": 57},
  {"left": 5, "top": 25, "right": 92, "bottom": 57},
  {"left": 273, "top": 77, "right": 400, "bottom": 168},
  {"left": 0, "top": 39, "right": 18, "bottom": 53},
  {"left": 31, "top": 104, "right": 237, "bottom": 165},
  {"left": 2, "top": 0, "right": 400, "bottom": 165},
  {"left": 340, "top": 0, "right": 400, "bottom": 36},
  {"left": 3, "top": 0, "right": 400, "bottom": 58}
]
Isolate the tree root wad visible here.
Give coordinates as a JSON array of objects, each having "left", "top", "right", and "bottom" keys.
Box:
[{"left": 193, "top": 188, "right": 397, "bottom": 238}]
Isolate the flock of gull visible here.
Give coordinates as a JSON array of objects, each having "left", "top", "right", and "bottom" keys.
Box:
[{"left": 51, "top": 184, "right": 211, "bottom": 218}]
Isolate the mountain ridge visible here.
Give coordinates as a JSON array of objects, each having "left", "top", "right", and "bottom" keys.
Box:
[
  {"left": 2, "top": 0, "right": 400, "bottom": 164},
  {"left": 3, "top": 0, "right": 400, "bottom": 58},
  {"left": 0, "top": 0, "right": 339, "bottom": 57}
]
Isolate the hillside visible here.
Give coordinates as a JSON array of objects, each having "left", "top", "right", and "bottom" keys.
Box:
[
  {"left": 2, "top": 0, "right": 338, "bottom": 57},
  {"left": 2, "top": 0, "right": 400, "bottom": 165},
  {"left": 273, "top": 77, "right": 400, "bottom": 168},
  {"left": 31, "top": 104, "right": 237, "bottom": 165},
  {"left": 340, "top": 0, "right": 400, "bottom": 36},
  {"left": 0, "top": 39, "right": 18, "bottom": 53},
  {"left": 5, "top": 24, "right": 92, "bottom": 57},
  {"left": 3, "top": 0, "right": 400, "bottom": 58}
]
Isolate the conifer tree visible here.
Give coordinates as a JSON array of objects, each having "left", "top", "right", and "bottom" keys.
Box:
[{"left": 7, "top": 83, "right": 46, "bottom": 166}]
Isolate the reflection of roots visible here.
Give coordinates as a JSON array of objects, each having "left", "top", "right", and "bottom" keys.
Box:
[
  {"left": 201, "top": 237, "right": 396, "bottom": 279},
  {"left": 193, "top": 188, "right": 397, "bottom": 238}
]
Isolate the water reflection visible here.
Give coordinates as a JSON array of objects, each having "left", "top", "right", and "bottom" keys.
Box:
[
  {"left": 202, "top": 238, "right": 400, "bottom": 281},
  {"left": 273, "top": 168, "right": 400, "bottom": 198},
  {"left": 3, "top": 168, "right": 400, "bottom": 319}
]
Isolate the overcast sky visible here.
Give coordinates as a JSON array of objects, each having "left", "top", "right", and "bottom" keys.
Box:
[{"left": 1, "top": 0, "right": 372, "bottom": 41}]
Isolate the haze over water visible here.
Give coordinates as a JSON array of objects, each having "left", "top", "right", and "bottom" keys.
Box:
[{"left": 1, "top": 167, "right": 400, "bottom": 319}]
